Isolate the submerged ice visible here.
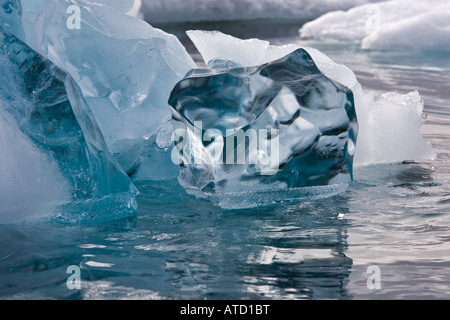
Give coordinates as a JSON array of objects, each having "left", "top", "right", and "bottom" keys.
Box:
[{"left": 0, "top": 31, "right": 137, "bottom": 223}]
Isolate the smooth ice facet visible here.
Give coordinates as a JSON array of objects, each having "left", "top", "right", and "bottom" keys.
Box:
[
  {"left": 0, "top": 31, "right": 137, "bottom": 223},
  {"left": 169, "top": 48, "right": 358, "bottom": 208}
]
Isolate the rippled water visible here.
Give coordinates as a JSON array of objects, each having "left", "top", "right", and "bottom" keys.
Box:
[{"left": 1, "top": 21, "right": 449, "bottom": 300}]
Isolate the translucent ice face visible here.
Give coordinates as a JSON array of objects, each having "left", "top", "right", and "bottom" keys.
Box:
[
  {"left": 169, "top": 48, "right": 358, "bottom": 207},
  {"left": 0, "top": 31, "right": 137, "bottom": 223}
]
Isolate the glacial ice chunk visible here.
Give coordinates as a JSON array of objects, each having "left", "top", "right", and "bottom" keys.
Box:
[
  {"left": 187, "top": 31, "right": 435, "bottom": 169},
  {"left": 353, "top": 90, "right": 436, "bottom": 168},
  {"left": 1, "top": 0, "right": 196, "bottom": 180},
  {"left": 168, "top": 47, "right": 358, "bottom": 208},
  {"left": 0, "top": 31, "right": 137, "bottom": 223}
]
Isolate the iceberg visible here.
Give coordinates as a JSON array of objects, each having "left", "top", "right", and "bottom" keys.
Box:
[
  {"left": 168, "top": 31, "right": 358, "bottom": 208},
  {"left": 299, "top": 0, "right": 450, "bottom": 51},
  {"left": 1, "top": 0, "right": 196, "bottom": 180},
  {"left": 0, "top": 31, "right": 137, "bottom": 223}
]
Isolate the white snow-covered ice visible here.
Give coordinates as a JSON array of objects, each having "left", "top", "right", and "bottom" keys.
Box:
[{"left": 299, "top": 0, "right": 450, "bottom": 51}]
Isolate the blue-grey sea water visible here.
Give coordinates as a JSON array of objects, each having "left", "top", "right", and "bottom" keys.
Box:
[{"left": 1, "top": 21, "right": 449, "bottom": 300}]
